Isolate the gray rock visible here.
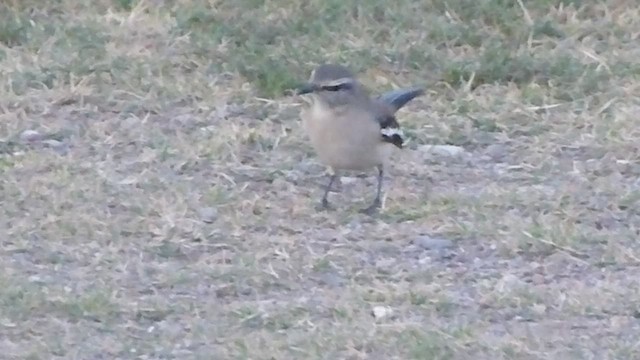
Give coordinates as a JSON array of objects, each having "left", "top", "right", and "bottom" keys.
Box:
[
  {"left": 20, "top": 130, "right": 42, "bottom": 143},
  {"left": 414, "top": 235, "right": 454, "bottom": 250},
  {"left": 372, "top": 306, "right": 393, "bottom": 320},
  {"left": 198, "top": 207, "right": 218, "bottom": 223},
  {"left": 43, "top": 139, "right": 69, "bottom": 155},
  {"left": 419, "top": 144, "right": 467, "bottom": 158}
]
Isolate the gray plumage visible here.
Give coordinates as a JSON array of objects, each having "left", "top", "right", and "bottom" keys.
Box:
[{"left": 296, "top": 64, "right": 424, "bottom": 214}]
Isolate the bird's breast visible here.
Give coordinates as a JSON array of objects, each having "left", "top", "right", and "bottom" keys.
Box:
[{"left": 301, "top": 103, "right": 391, "bottom": 170}]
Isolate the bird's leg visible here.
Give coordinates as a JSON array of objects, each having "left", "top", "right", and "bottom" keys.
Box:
[
  {"left": 318, "top": 173, "right": 337, "bottom": 211},
  {"left": 361, "top": 165, "right": 384, "bottom": 215}
]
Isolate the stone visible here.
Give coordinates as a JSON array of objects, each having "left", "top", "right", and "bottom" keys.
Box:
[
  {"left": 198, "top": 207, "right": 218, "bottom": 223},
  {"left": 20, "top": 130, "right": 42, "bottom": 143},
  {"left": 419, "top": 144, "right": 466, "bottom": 158},
  {"left": 372, "top": 306, "right": 393, "bottom": 320},
  {"left": 43, "top": 139, "right": 69, "bottom": 155},
  {"left": 414, "top": 235, "right": 454, "bottom": 250}
]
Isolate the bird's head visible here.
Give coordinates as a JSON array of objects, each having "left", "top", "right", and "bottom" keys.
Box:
[{"left": 295, "top": 64, "right": 363, "bottom": 107}]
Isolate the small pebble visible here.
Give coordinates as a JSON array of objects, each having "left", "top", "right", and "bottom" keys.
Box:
[
  {"left": 531, "top": 303, "right": 547, "bottom": 315},
  {"left": 372, "top": 306, "right": 393, "bottom": 320},
  {"left": 419, "top": 144, "right": 467, "bottom": 158},
  {"left": 198, "top": 207, "right": 218, "bottom": 223},
  {"left": 20, "top": 130, "right": 42, "bottom": 143},
  {"left": 414, "top": 235, "right": 454, "bottom": 250},
  {"left": 485, "top": 144, "right": 508, "bottom": 161},
  {"left": 43, "top": 139, "right": 69, "bottom": 155}
]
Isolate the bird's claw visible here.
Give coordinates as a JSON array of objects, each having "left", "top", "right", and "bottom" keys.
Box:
[
  {"left": 316, "top": 198, "right": 334, "bottom": 212},
  {"left": 359, "top": 199, "right": 381, "bottom": 215}
]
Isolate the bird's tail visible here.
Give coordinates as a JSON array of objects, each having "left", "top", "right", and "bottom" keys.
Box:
[{"left": 377, "top": 87, "right": 425, "bottom": 112}]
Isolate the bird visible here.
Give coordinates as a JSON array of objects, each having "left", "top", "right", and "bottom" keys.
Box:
[{"left": 295, "top": 64, "right": 424, "bottom": 214}]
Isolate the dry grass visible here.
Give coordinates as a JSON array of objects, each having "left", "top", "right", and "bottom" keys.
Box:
[{"left": 1, "top": 0, "right": 640, "bottom": 358}]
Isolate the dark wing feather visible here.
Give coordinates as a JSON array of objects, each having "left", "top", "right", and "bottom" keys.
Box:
[{"left": 377, "top": 86, "right": 425, "bottom": 113}]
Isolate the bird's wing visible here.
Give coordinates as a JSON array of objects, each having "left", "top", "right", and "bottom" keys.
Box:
[
  {"left": 371, "top": 86, "right": 424, "bottom": 148},
  {"left": 371, "top": 101, "right": 404, "bottom": 149},
  {"left": 377, "top": 86, "right": 425, "bottom": 113}
]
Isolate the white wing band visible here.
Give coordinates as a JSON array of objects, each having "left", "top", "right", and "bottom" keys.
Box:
[{"left": 380, "top": 127, "right": 403, "bottom": 138}]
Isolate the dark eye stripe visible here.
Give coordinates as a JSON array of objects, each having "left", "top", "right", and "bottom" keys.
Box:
[{"left": 320, "top": 82, "right": 354, "bottom": 92}]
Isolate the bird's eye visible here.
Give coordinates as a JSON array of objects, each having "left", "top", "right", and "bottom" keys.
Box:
[{"left": 322, "top": 82, "right": 353, "bottom": 92}]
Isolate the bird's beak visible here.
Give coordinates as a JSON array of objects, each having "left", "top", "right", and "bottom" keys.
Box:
[{"left": 295, "top": 82, "right": 319, "bottom": 95}]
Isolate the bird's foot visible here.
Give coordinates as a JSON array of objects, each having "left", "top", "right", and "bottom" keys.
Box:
[
  {"left": 315, "top": 198, "right": 334, "bottom": 212},
  {"left": 359, "top": 199, "right": 381, "bottom": 215}
]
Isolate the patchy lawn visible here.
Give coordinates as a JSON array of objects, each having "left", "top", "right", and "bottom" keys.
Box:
[{"left": 1, "top": 0, "right": 639, "bottom": 359}]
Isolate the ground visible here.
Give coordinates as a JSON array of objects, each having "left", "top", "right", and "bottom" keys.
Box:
[{"left": 1, "top": 0, "right": 640, "bottom": 359}]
